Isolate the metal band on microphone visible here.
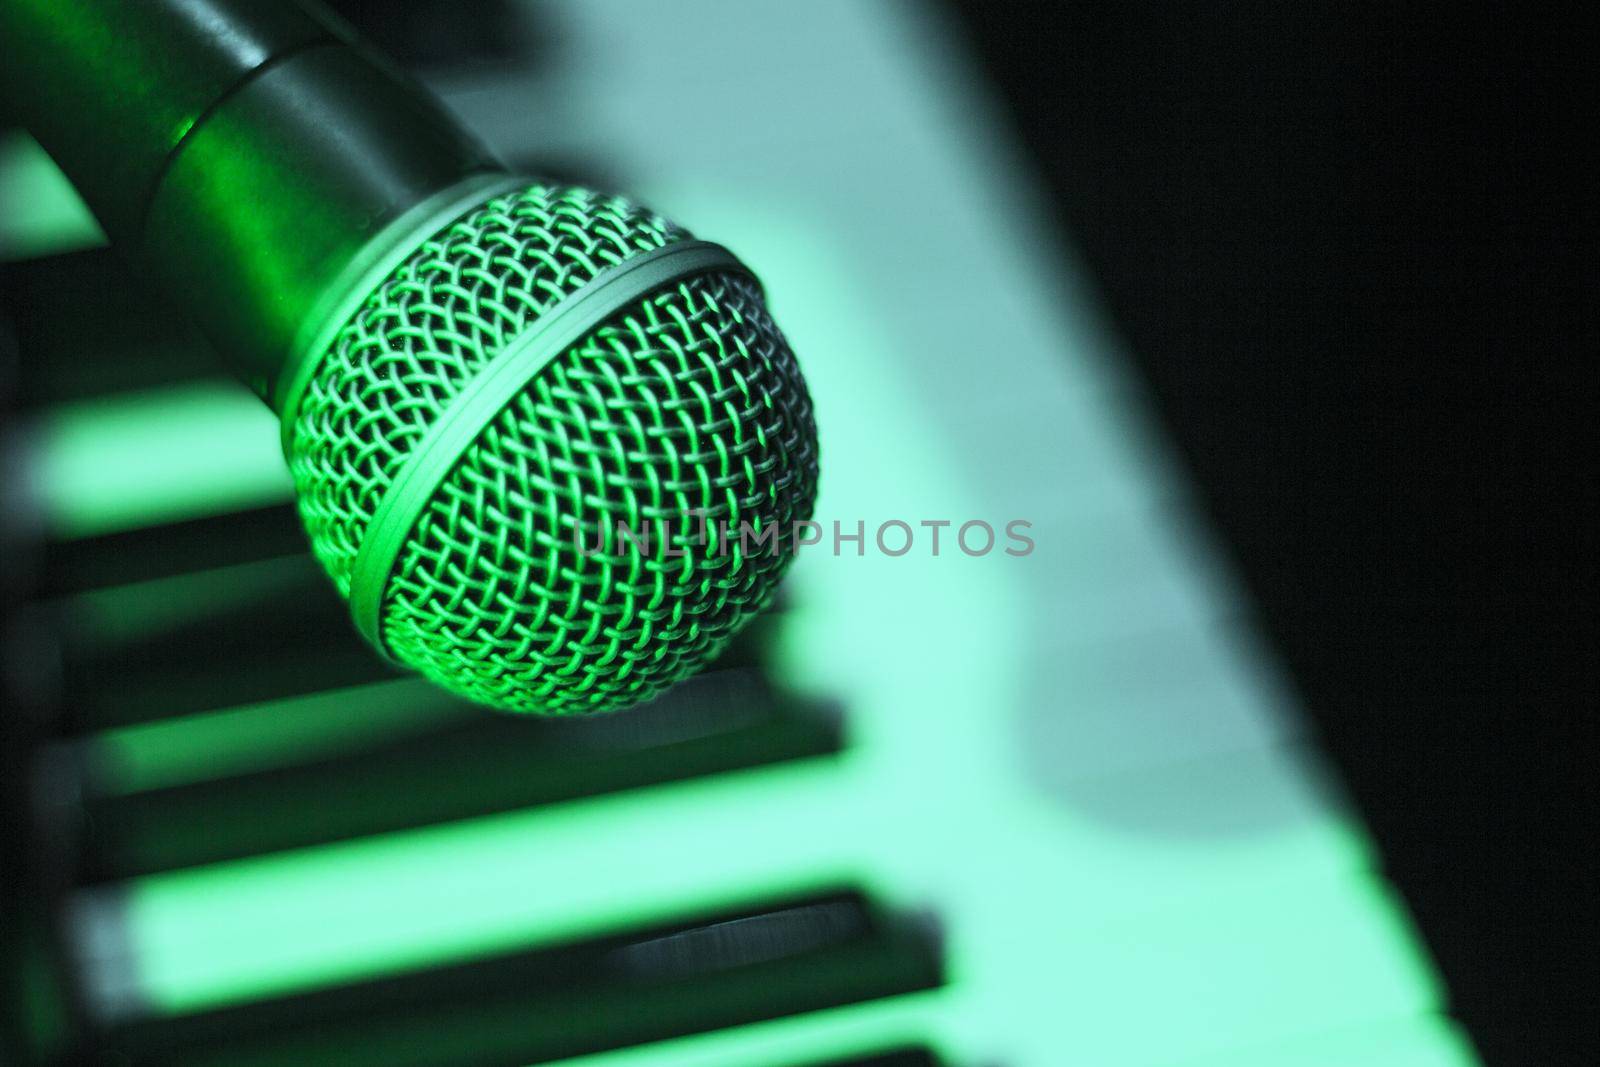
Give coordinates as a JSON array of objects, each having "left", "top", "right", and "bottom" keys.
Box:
[{"left": 347, "top": 238, "right": 753, "bottom": 654}]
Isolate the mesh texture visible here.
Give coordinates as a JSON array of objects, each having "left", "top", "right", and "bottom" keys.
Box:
[{"left": 288, "top": 182, "right": 818, "bottom": 713}]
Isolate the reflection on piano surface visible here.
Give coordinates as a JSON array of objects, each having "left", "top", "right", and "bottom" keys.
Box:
[{"left": 0, "top": 3, "right": 1481, "bottom": 1065}]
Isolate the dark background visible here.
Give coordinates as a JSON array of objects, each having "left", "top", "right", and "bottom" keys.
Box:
[{"left": 950, "top": 4, "right": 1595, "bottom": 1063}]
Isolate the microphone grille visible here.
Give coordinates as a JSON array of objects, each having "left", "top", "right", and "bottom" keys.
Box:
[{"left": 287, "top": 182, "right": 818, "bottom": 714}]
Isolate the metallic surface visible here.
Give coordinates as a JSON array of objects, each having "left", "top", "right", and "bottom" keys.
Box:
[
  {"left": 286, "top": 180, "right": 817, "bottom": 713},
  {"left": 0, "top": 0, "right": 333, "bottom": 243},
  {"left": 0, "top": 0, "right": 497, "bottom": 399},
  {"left": 344, "top": 238, "right": 750, "bottom": 651}
]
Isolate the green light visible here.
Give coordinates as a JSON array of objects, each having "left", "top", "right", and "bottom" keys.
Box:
[
  {"left": 0, "top": 130, "right": 103, "bottom": 259},
  {"left": 31, "top": 381, "right": 290, "bottom": 540}
]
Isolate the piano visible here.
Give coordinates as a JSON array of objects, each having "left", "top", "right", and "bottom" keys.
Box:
[{"left": 0, "top": 3, "right": 1484, "bottom": 1064}]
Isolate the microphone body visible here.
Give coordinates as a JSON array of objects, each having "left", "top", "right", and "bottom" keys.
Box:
[
  {"left": 1, "top": 0, "right": 821, "bottom": 715},
  {"left": 0, "top": 0, "right": 497, "bottom": 402}
]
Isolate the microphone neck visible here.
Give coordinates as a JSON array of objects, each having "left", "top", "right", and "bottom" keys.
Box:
[{"left": 0, "top": 0, "right": 500, "bottom": 404}]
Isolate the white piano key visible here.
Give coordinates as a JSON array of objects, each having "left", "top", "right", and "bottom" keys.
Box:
[
  {"left": 1019, "top": 618, "right": 1300, "bottom": 784},
  {"left": 1165, "top": 1013, "right": 1479, "bottom": 1067},
  {"left": 18, "top": 381, "right": 290, "bottom": 539}
]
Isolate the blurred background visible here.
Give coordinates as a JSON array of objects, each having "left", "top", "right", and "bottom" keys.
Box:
[{"left": 1, "top": 2, "right": 1592, "bottom": 1065}]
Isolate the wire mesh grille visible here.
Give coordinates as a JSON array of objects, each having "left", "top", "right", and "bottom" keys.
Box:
[{"left": 288, "top": 182, "right": 818, "bottom": 713}]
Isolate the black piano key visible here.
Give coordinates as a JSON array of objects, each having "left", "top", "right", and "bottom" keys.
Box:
[
  {"left": 98, "top": 891, "right": 943, "bottom": 1066},
  {"left": 801, "top": 1052, "right": 949, "bottom": 1067},
  {"left": 41, "top": 542, "right": 789, "bottom": 734},
  {"left": 73, "top": 667, "right": 840, "bottom": 882},
  {"left": 46, "top": 554, "right": 397, "bottom": 730},
  {"left": 31, "top": 503, "right": 306, "bottom": 598},
  {"left": 0, "top": 249, "right": 218, "bottom": 409}
]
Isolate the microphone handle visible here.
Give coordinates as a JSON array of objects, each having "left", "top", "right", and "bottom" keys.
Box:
[{"left": 0, "top": 0, "right": 501, "bottom": 405}]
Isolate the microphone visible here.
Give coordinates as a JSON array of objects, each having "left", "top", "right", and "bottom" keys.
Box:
[{"left": 0, "top": 0, "right": 819, "bottom": 714}]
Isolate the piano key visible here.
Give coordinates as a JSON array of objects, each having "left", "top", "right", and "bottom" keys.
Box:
[
  {"left": 1010, "top": 876, "right": 1441, "bottom": 1065},
  {"left": 70, "top": 667, "right": 841, "bottom": 881},
  {"left": 494, "top": 992, "right": 950, "bottom": 1067},
  {"left": 797, "top": 1052, "right": 946, "bottom": 1067},
  {"left": 0, "top": 131, "right": 103, "bottom": 261},
  {"left": 90, "top": 891, "right": 941, "bottom": 1066},
  {"left": 9, "top": 380, "right": 289, "bottom": 543},
  {"left": 1025, "top": 504, "right": 1247, "bottom": 644},
  {"left": 0, "top": 247, "right": 214, "bottom": 408},
  {"left": 1018, "top": 617, "right": 1300, "bottom": 786},
  {"left": 86, "top": 678, "right": 473, "bottom": 798},
  {"left": 1166, "top": 1013, "right": 1479, "bottom": 1067},
  {"left": 33, "top": 559, "right": 786, "bottom": 739},
  {"left": 72, "top": 736, "right": 1372, "bottom": 1022},
  {"left": 40, "top": 554, "right": 395, "bottom": 730},
  {"left": 29, "top": 502, "right": 305, "bottom": 599}
]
